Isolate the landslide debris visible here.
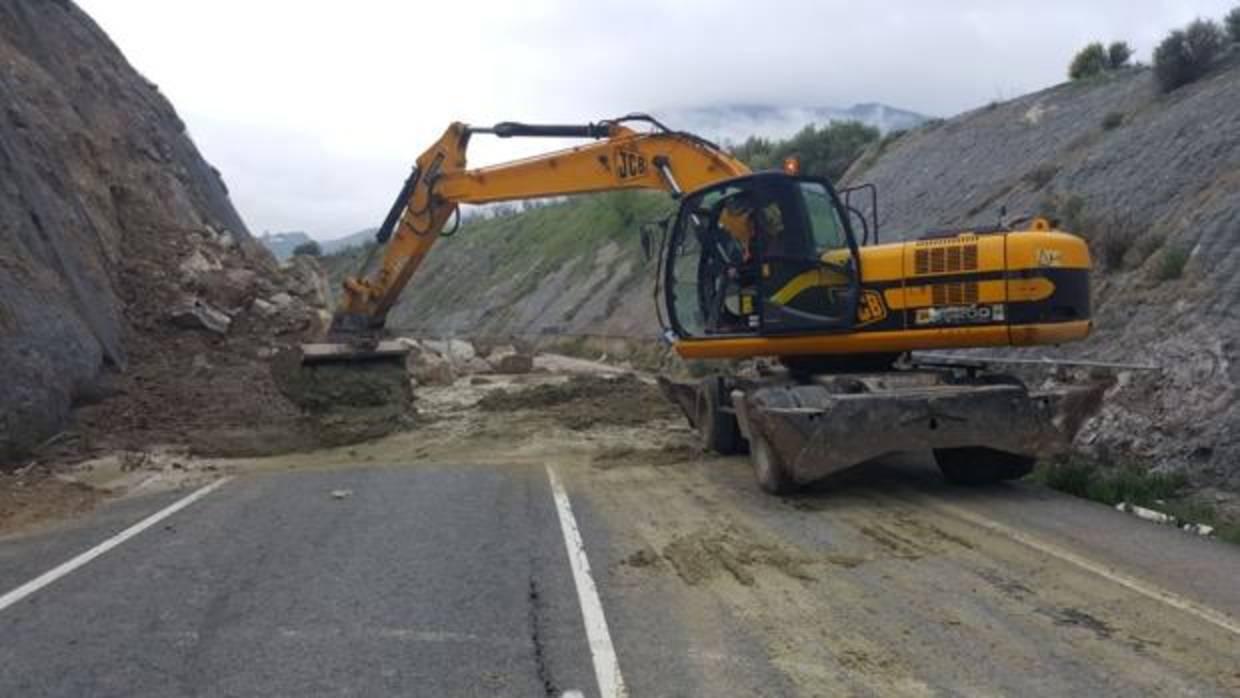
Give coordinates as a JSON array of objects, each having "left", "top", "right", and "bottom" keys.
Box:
[
  {"left": 476, "top": 373, "right": 679, "bottom": 430},
  {"left": 0, "top": 2, "right": 406, "bottom": 465}
]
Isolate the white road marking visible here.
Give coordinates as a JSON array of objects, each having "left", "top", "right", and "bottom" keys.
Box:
[
  {"left": 0, "top": 477, "right": 232, "bottom": 613},
  {"left": 925, "top": 497, "right": 1240, "bottom": 638},
  {"left": 546, "top": 466, "right": 628, "bottom": 698}
]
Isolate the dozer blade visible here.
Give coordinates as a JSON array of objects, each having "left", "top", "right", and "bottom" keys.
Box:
[{"left": 732, "top": 378, "right": 1071, "bottom": 485}]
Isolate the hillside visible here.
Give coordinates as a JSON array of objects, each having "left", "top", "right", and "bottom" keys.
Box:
[
  {"left": 0, "top": 1, "right": 350, "bottom": 464},
  {"left": 349, "top": 59, "right": 1240, "bottom": 486}
]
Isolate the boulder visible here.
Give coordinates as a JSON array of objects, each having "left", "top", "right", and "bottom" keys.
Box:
[
  {"left": 410, "top": 354, "right": 454, "bottom": 386},
  {"left": 168, "top": 298, "right": 231, "bottom": 334},
  {"left": 491, "top": 353, "right": 534, "bottom": 374},
  {"left": 422, "top": 339, "right": 477, "bottom": 362}
]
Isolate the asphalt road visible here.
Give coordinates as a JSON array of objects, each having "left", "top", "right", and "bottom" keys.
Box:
[{"left": 2, "top": 455, "right": 1239, "bottom": 697}]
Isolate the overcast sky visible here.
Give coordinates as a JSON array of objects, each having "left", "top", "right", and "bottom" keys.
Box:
[{"left": 78, "top": 0, "right": 1234, "bottom": 240}]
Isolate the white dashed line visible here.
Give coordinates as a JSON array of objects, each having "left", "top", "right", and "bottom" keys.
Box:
[
  {"left": 546, "top": 466, "right": 628, "bottom": 698},
  {"left": 0, "top": 477, "right": 232, "bottom": 613}
]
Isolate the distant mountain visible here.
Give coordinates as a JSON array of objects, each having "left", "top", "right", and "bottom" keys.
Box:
[
  {"left": 321, "top": 228, "right": 377, "bottom": 255},
  {"left": 259, "top": 231, "right": 313, "bottom": 261},
  {"left": 655, "top": 103, "right": 931, "bottom": 146},
  {"left": 259, "top": 228, "right": 377, "bottom": 261}
]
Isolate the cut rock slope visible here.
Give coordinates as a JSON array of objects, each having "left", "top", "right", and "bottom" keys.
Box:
[{"left": 0, "top": 1, "right": 337, "bottom": 463}]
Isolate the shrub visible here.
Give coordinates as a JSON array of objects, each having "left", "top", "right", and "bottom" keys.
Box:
[
  {"left": 1154, "top": 20, "right": 1225, "bottom": 92},
  {"left": 1101, "top": 112, "right": 1125, "bottom": 130},
  {"left": 1157, "top": 245, "right": 1190, "bottom": 280},
  {"left": 1227, "top": 7, "right": 1240, "bottom": 43},
  {"left": 292, "top": 240, "right": 322, "bottom": 257},
  {"left": 1095, "top": 219, "right": 1138, "bottom": 272},
  {"left": 1022, "top": 163, "right": 1060, "bottom": 190},
  {"left": 1107, "top": 41, "right": 1133, "bottom": 69},
  {"left": 1069, "top": 42, "right": 1110, "bottom": 80}
]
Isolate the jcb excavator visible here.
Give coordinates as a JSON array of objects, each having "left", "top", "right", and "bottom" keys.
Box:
[{"left": 309, "top": 114, "right": 1092, "bottom": 493}]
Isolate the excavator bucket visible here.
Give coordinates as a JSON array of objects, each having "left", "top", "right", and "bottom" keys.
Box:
[
  {"left": 271, "top": 340, "right": 412, "bottom": 417},
  {"left": 299, "top": 340, "right": 410, "bottom": 365}
]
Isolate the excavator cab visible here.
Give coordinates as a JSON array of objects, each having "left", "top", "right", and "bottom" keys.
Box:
[{"left": 662, "top": 172, "right": 861, "bottom": 341}]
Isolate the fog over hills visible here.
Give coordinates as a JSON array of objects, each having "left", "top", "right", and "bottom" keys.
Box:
[{"left": 655, "top": 102, "right": 931, "bottom": 145}]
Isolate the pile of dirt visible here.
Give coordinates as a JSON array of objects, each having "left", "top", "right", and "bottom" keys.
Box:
[
  {"left": 0, "top": 470, "right": 103, "bottom": 534},
  {"left": 476, "top": 373, "right": 679, "bottom": 430}
]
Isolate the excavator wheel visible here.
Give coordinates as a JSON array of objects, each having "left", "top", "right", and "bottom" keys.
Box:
[
  {"left": 749, "top": 429, "right": 796, "bottom": 495},
  {"left": 934, "top": 447, "right": 1036, "bottom": 485},
  {"left": 696, "top": 376, "right": 744, "bottom": 455}
]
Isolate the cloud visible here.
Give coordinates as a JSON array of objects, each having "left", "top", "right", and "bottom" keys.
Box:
[{"left": 78, "top": 0, "right": 1237, "bottom": 238}]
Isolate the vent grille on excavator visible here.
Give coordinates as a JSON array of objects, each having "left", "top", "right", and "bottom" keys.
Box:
[
  {"left": 932, "top": 282, "right": 980, "bottom": 305},
  {"left": 915, "top": 244, "right": 979, "bottom": 275}
]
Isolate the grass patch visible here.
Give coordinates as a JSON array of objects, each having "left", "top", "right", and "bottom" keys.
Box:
[
  {"left": 1033, "top": 459, "right": 1240, "bottom": 545},
  {"left": 1033, "top": 459, "right": 1186, "bottom": 506},
  {"left": 1157, "top": 245, "right": 1190, "bottom": 281}
]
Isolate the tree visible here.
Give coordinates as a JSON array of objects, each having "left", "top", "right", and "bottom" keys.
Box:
[
  {"left": 730, "top": 122, "right": 879, "bottom": 181},
  {"left": 1225, "top": 6, "right": 1240, "bottom": 43},
  {"left": 1107, "top": 41, "right": 1133, "bottom": 69},
  {"left": 292, "top": 240, "right": 322, "bottom": 257},
  {"left": 1069, "top": 42, "right": 1109, "bottom": 80},
  {"left": 1154, "top": 19, "right": 1225, "bottom": 92}
]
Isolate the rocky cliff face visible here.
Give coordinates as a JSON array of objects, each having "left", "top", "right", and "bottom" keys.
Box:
[{"left": 0, "top": 1, "right": 329, "bottom": 463}]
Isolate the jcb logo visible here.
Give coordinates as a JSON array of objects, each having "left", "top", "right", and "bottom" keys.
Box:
[
  {"left": 615, "top": 149, "right": 647, "bottom": 179},
  {"left": 856, "top": 290, "right": 888, "bottom": 326}
]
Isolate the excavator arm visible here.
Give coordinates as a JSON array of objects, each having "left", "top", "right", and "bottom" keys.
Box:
[{"left": 332, "top": 115, "right": 749, "bottom": 335}]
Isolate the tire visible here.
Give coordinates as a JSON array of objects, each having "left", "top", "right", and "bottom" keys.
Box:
[
  {"left": 697, "top": 376, "right": 743, "bottom": 455},
  {"left": 934, "top": 447, "right": 1036, "bottom": 485},
  {"left": 750, "top": 431, "right": 796, "bottom": 495}
]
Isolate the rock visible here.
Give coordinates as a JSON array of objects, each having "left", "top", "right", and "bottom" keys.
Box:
[
  {"left": 410, "top": 354, "right": 454, "bottom": 386},
  {"left": 199, "top": 267, "right": 258, "bottom": 310},
  {"left": 168, "top": 298, "right": 231, "bottom": 334},
  {"left": 456, "top": 357, "right": 493, "bottom": 375},
  {"left": 252, "top": 297, "right": 277, "bottom": 317},
  {"left": 269, "top": 292, "right": 295, "bottom": 309},
  {"left": 179, "top": 248, "right": 222, "bottom": 278},
  {"left": 283, "top": 255, "right": 331, "bottom": 307},
  {"left": 422, "top": 339, "right": 477, "bottom": 362},
  {"left": 491, "top": 353, "right": 534, "bottom": 374}
]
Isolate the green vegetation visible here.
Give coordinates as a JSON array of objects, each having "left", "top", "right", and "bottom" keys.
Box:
[
  {"left": 1068, "top": 41, "right": 1131, "bottom": 80},
  {"left": 1034, "top": 459, "right": 1240, "bottom": 545},
  {"left": 1157, "top": 245, "right": 1190, "bottom": 280},
  {"left": 1227, "top": 6, "right": 1240, "bottom": 43},
  {"left": 1069, "top": 43, "right": 1109, "bottom": 80},
  {"left": 1100, "top": 111, "right": 1125, "bottom": 131},
  {"left": 292, "top": 240, "right": 321, "bottom": 257},
  {"left": 1107, "top": 41, "right": 1134, "bottom": 70},
  {"left": 1022, "top": 163, "right": 1060, "bottom": 190},
  {"left": 1154, "top": 19, "right": 1225, "bottom": 92},
  {"left": 730, "top": 121, "right": 879, "bottom": 181},
  {"left": 1039, "top": 192, "right": 1087, "bottom": 234}
]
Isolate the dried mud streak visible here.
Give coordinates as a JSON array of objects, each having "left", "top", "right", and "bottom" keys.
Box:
[{"left": 572, "top": 457, "right": 1240, "bottom": 696}]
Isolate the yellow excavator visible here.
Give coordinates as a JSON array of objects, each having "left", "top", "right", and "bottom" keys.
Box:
[{"left": 309, "top": 114, "right": 1092, "bottom": 493}]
